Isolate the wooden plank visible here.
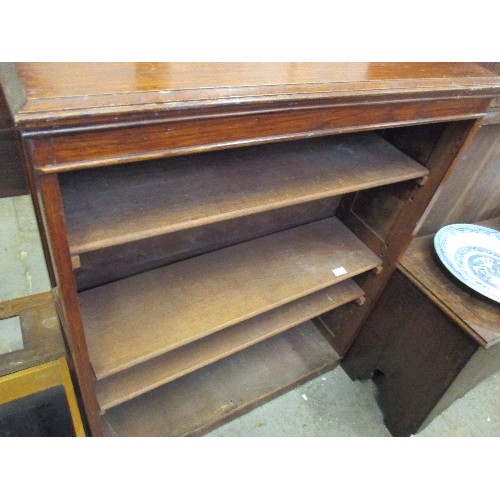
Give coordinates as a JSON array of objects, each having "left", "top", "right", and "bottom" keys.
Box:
[
  {"left": 4, "top": 63, "right": 499, "bottom": 130},
  {"left": 60, "top": 133, "right": 429, "bottom": 255},
  {"left": 0, "top": 291, "right": 53, "bottom": 320},
  {"left": 11, "top": 63, "right": 499, "bottom": 107},
  {"left": 35, "top": 173, "right": 102, "bottom": 436},
  {"left": 416, "top": 124, "right": 500, "bottom": 235},
  {"left": 341, "top": 271, "right": 478, "bottom": 436},
  {"left": 75, "top": 198, "right": 339, "bottom": 291},
  {"left": 57, "top": 357, "right": 86, "bottom": 437},
  {"left": 399, "top": 217, "right": 500, "bottom": 348},
  {"left": 96, "top": 280, "right": 363, "bottom": 411},
  {"left": 102, "top": 320, "right": 340, "bottom": 436},
  {"left": 28, "top": 97, "right": 490, "bottom": 173},
  {"left": 0, "top": 360, "right": 66, "bottom": 404},
  {"left": 80, "top": 217, "right": 380, "bottom": 379}
]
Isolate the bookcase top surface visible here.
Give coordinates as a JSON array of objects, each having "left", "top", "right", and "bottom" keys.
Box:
[{"left": 2, "top": 63, "right": 500, "bottom": 129}]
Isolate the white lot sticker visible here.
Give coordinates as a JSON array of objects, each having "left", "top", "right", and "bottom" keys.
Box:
[{"left": 332, "top": 266, "right": 347, "bottom": 277}]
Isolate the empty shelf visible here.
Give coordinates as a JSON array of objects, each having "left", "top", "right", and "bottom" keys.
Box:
[
  {"left": 80, "top": 217, "right": 380, "bottom": 379},
  {"left": 96, "top": 279, "right": 363, "bottom": 411},
  {"left": 61, "top": 132, "right": 429, "bottom": 255},
  {"left": 102, "top": 320, "right": 340, "bottom": 436}
]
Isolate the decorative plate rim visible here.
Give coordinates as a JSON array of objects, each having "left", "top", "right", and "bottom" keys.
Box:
[{"left": 434, "top": 223, "right": 500, "bottom": 303}]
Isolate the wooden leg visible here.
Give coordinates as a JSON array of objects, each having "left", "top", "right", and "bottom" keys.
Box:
[
  {"left": 57, "top": 357, "right": 86, "bottom": 437},
  {"left": 33, "top": 173, "right": 102, "bottom": 435},
  {"left": 342, "top": 271, "right": 478, "bottom": 436}
]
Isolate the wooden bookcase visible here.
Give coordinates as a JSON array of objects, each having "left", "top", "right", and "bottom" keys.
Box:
[{"left": 1, "top": 63, "right": 499, "bottom": 436}]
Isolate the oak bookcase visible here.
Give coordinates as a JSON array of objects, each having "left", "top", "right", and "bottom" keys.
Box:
[{"left": 1, "top": 63, "right": 499, "bottom": 436}]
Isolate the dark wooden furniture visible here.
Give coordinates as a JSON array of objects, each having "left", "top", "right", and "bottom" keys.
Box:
[
  {"left": 343, "top": 91, "right": 500, "bottom": 436},
  {"left": 342, "top": 218, "right": 500, "bottom": 436},
  {"left": 1, "top": 63, "right": 499, "bottom": 436},
  {"left": 342, "top": 91, "right": 500, "bottom": 436},
  {"left": 0, "top": 84, "right": 27, "bottom": 197}
]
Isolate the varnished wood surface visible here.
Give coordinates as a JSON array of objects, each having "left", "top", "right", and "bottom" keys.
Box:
[
  {"left": 96, "top": 280, "right": 363, "bottom": 411},
  {"left": 342, "top": 271, "right": 479, "bottom": 436},
  {"left": 400, "top": 217, "right": 500, "bottom": 348},
  {"left": 80, "top": 217, "right": 380, "bottom": 379},
  {"left": 2, "top": 63, "right": 499, "bottom": 129},
  {"left": 26, "top": 97, "right": 491, "bottom": 174},
  {"left": 6, "top": 63, "right": 498, "bottom": 436},
  {"left": 13, "top": 62, "right": 500, "bottom": 99},
  {"left": 60, "top": 132, "right": 428, "bottom": 255},
  {"left": 35, "top": 173, "right": 102, "bottom": 435},
  {"left": 102, "top": 320, "right": 340, "bottom": 436}
]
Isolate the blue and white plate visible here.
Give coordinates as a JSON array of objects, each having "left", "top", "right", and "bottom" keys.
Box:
[{"left": 434, "top": 224, "right": 500, "bottom": 303}]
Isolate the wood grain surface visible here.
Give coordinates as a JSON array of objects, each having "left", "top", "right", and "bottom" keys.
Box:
[
  {"left": 2, "top": 63, "right": 498, "bottom": 129},
  {"left": 321, "top": 121, "right": 479, "bottom": 355},
  {"left": 74, "top": 199, "right": 338, "bottom": 290},
  {"left": 400, "top": 217, "right": 500, "bottom": 348},
  {"left": 6, "top": 63, "right": 499, "bottom": 437},
  {"left": 341, "top": 271, "right": 479, "bottom": 436},
  {"left": 26, "top": 97, "right": 491, "bottom": 174},
  {"left": 80, "top": 217, "right": 380, "bottom": 379},
  {"left": 35, "top": 173, "right": 102, "bottom": 435},
  {"left": 60, "top": 132, "right": 428, "bottom": 254},
  {"left": 96, "top": 280, "right": 363, "bottom": 411},
  {"left": 102, "top": 320, "right": 340, "bottom": 436},
  {"left": 416, "top": 124, "right": 500, "bottom": 235},
  {"left": 0, "top": 291, "right": 53, "bottom": 320}
]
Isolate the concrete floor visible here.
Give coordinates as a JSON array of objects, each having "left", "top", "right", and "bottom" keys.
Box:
[
  {"left": 1, "top": 196, "right": 51, "bottom": 356},
  {"left": 207, "top": 366, "right": 500, "bottom": 437},
  {"left": 0, "top": 196, "right": 51, "bottom": 302},
  {"left": 1, "top": 195, "right": 499, "bottom": 437}
]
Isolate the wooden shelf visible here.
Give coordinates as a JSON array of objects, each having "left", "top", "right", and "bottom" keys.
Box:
[
  {"left": 102, "top": 320, "right": 340, "bottom": 436},
  {"left": 80, "top": 217, "right": 380, "bottom": 379},
  {"left": 399, "top": 217, "right": 500, "bottom": 349},
  {"left": 60, "top": 132, "right": 429, "bottom": 255},
  {"left": 96, "top": 279, "right": 363, "bottom": 411}
]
